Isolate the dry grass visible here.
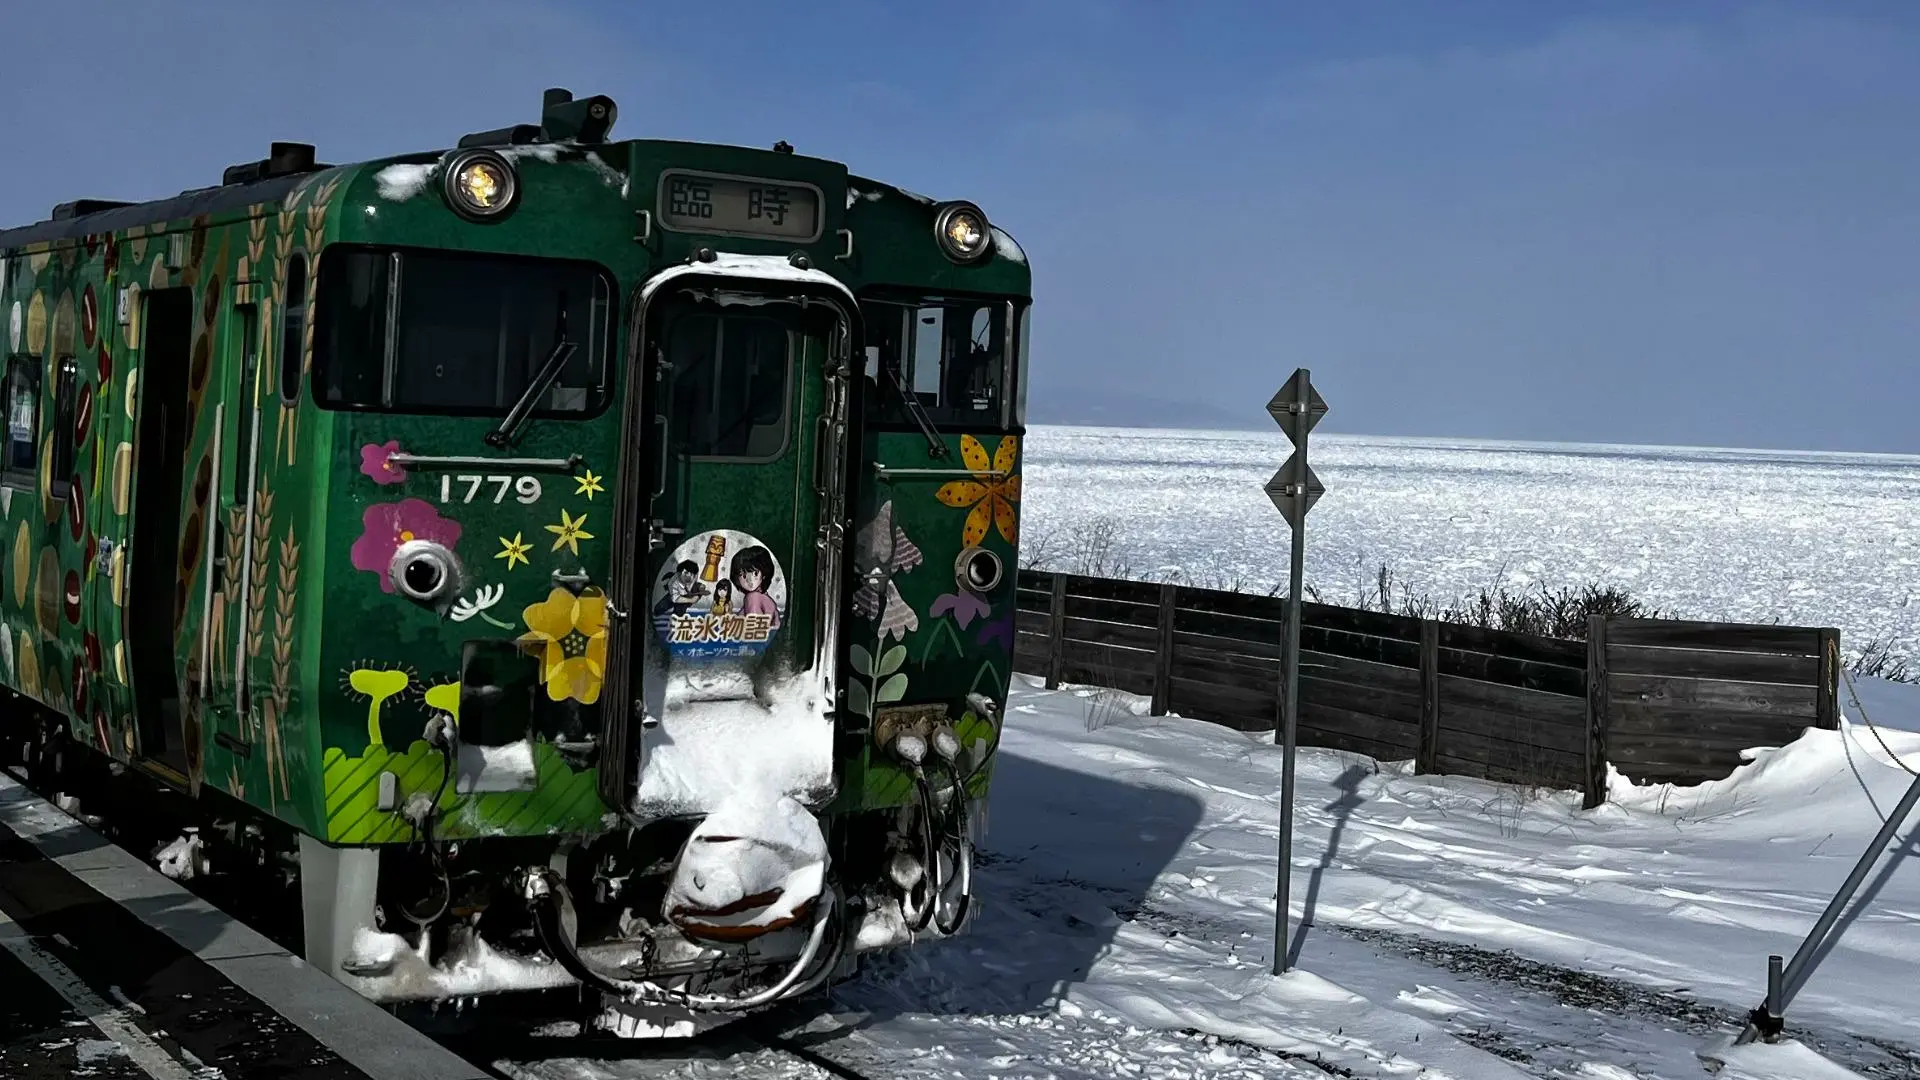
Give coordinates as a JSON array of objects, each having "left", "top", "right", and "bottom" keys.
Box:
[
  {"left": 1310, "top": 561, "right": 1661, "bottom": 642},
  {"left": 1847, "top": 635, "right": 1914, "bottom": 683},
  {"left": 1020, "top": 514, "right": 1915, "bottom": 684},
  {"left": 1077, "top": 643, "right": 1131, "bottom": 733}
]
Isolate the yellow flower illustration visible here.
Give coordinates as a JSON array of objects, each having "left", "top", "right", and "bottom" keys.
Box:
[
  {"left": 496, "top": 532, "right": 531, "bottom": 570},
  {"left": 518, "top": 587, "right": 608, "bottom": 704},
  {"left": 574, "top": 470, "right": 604, "bottom": 500},
  {"left": 546, "top": 509, "right": 594, "bottom": 555},
  {"left": 935, "top": 434, "right": 1021, "bottom": 545}
]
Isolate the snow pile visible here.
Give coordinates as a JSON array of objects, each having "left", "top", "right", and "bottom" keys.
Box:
[
  {"left": 663, "top": 794, "right": 827, "bottom": 938},
  {"left": 495, "top": 674, "right": 1916, "bottom": 1077},
  {"left": 844, "top": 675, "right": 1917, "bottom": 1077},
  {"left": 153, "top": 830, "right": 206, "bottom": 881},
  {"left": 374, "top": 163, "right": 435, "bottom": 202},
  {"left": 455, "top": 739, "right": 538, "bottom": 794},
  {"left": 1608, "top": 710, "right": 1920, "bottom": 827},
  {"left": 499, "top": 143, "right": 563, "bottom": 165},
  {"left": 582, "top": 151, "right": 626, "bottom": 193},
  {"left": 1701, "top": 1035, "right": 1874, "bottom": 1080},
  {"left": 343, "top": 925, "right": 575, "bottom": 1000},
  {"left": 637, "top": 252, "right": 857, "bottom": 310},
  {"left": 634, "top": 673, "right": 835, "bottom": 818}
]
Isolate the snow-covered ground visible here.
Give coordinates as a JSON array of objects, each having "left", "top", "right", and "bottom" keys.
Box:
[{"left": 503, "top": 672, "right": 1920, "bottom": 1079}]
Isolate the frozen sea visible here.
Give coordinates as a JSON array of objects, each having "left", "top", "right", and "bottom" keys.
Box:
[{"left": 1019, "top": 425, "right": 1920, "bottom": 664}]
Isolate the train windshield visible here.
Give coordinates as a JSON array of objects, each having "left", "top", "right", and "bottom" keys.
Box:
[
  {"left": 311, "top": 246, "right": 613, "bottom": 417},
  {"left": 859, "top": 296, "right": 1016, "bottom": 429}
]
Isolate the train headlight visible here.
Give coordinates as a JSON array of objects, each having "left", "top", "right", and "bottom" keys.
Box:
[
  {"left": 442, "top": 149, "right": 518, "bottom": 221},
  {"left": 934, "top": 202, "right": 993, "bottom": 264},
  {"left": 955, "top": 546, "right": 1003, "bottom": 594}
]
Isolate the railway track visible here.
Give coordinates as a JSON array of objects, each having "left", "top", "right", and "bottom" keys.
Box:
[
  {"left": 0, "top": 760, "right": 1364, "bottom": 1080},
  {"left": 449, "top": 1005, "right": 884, "bottom": 1080},
  {"left": 743, "top": 1025, "right": 873, "bottom": 1080},
  {"left": 1, "top": 759, "right": 880, "bottom": 1079}
]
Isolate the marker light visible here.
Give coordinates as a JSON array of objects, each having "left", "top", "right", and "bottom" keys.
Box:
[
  {"left": 934, "top": 202, "right": 993, "bottom": 263},
  {"left": 442, "top": 149, "right": 519, "bottom": 221}
]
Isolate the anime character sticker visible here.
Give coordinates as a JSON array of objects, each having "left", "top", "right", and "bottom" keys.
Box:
[{"left": 650, "top": 529, "right": 788, "bottom": 662}]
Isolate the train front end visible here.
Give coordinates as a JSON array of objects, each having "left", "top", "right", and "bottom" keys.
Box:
[{"left": 296, "top": 92, "right": 1032, "bottom": 1036}]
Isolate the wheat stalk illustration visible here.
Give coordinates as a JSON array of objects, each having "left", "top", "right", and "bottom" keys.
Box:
[
  {"left": 245, "top": 214, "right": 266, "bottom": 281},
  {"left": 212, "top": 505, "right": 244, "bottom": 684},
  {"left": 246, "top": 484, "right": 274, "bottom": 737},
  {"left": 262, "top": 697, "right": 284, "bottom": 806},
  {"left": 269, "top": 524, "right": 300, "bottom": 801}
]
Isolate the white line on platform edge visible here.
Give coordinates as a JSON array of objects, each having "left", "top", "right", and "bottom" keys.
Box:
[{"left": 0, "top": 906, "right": 197, "bottom": 1080}]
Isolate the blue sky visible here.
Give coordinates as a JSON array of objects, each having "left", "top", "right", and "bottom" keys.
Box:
[{"left": 3, "top": 1, "right": 1916, "bottom": 453}]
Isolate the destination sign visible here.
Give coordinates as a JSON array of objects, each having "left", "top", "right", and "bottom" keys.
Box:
[{"left": 658, "top": 171, "right": 822, "bottom": 241}]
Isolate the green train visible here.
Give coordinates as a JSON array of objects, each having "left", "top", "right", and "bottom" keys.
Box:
[{"left": 0, "top": 88, "right": 1028, "bottom": 1035}]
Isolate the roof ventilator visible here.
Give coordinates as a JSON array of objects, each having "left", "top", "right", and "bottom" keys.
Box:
[
  {"left": 221, "top": 142, "right": 327, "bottom": 186},
  {"left": 50, "top": 199, "right": 134, "bottom": 221}
]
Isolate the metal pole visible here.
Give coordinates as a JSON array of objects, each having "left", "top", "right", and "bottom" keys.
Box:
[
  {"left": 1735, "top": 762, "right": 1920, "bottom": 1044},
  {"left": 1273, "top": 369, "right": 1309, "bottom": 977}
]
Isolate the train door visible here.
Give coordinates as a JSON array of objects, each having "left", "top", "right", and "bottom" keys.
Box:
[
  {"left": 627, "top": 289, "right": 849, "bottom": 818},
  {"left": 128, "top": 287, "right": 195, "bottom": 775},
  {"left": 197, "top": 283, "right": 263, "bottom": 761}
]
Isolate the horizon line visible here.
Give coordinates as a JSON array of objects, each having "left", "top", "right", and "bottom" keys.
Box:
[{"left": 1022, "top": 420, "right": 1920, "bottom": 463}]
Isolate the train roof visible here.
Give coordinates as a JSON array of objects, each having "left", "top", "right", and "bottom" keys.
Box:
[
  {"left": 1, "top": 88, "right": 668, "bottom": 255},
  {"left": 0, "top": 164, "right": 354, "bottom": 254},
  {"left": 0, "top": 136, "right": 371, "bottom": 252}
]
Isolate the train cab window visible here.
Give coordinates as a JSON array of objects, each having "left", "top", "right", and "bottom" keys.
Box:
[
  {"left": 1, "top": 355, "right": 40, "bottom": 489},
  {"left": 663, "top": 311, "right": 792, "bottom": 460},
  {"left": 1014, "top": 302, "right": 1031, "bottom": 427},
  {"left": 860, "top": 297, "right": 1013, "bottom": 429},
  {"left": 312, "top": 246, "right": 612, "bottom": 417}
]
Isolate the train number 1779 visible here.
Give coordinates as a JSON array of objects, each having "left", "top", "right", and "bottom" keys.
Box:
[{"left": 440, "top": 474, "right": 544, "bottom": 505}]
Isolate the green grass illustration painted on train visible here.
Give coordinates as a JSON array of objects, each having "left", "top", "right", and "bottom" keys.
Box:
[{"left": 0, "top": 88, "right": 1028, "bottom": 1034}]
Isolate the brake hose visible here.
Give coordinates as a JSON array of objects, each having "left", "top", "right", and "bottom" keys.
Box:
[
  {"left": 403, "top": 716, "right": 460, "bottom": 927},
  {"left": 901, "top": 768, "right": 941, "bottom": 933},
  {"left": 932, "top": 756, "right": 973, "bottom": 936}
]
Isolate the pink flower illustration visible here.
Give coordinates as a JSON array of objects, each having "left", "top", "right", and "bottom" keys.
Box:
[
  {"left": 350, "top": 499, "right": 462, "bottom": 591},
  {"left": 360, "top": 441, "right": 407, "bottom": 485},
  {"left": 930, "top": 589, "right": 991, "bottom": 630}
]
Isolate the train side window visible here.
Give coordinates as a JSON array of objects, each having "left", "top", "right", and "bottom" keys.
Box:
[
  {"left": 49, "top": 357, "right": 77, "bottom": 500},
  {"left": 1, "top": 355, "right": 41, "bottom": 490},
  {"left": 278, "top": 253, "right": 308, "bottom": 404},
  {"left": 860, "top": 298, "right": 1011, "bottom": 430},
  {"left": 665, "top": 312, "right": 792, "bottom": 461}
]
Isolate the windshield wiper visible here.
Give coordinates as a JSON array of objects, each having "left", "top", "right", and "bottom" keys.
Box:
[
  {"left": 487, "top": 302, "right": 576, "bottom": 449},
  {"left": 883, "top": 364, "right": 950, "bottom": 460}
]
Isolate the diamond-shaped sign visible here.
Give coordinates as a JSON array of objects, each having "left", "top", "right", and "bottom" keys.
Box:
[
  {"left": 1264, "top": 458, "right": 1324, "bottom": 531},
  {"left": 1266, "top": 368, "right": 1329, "bottom": 446}
]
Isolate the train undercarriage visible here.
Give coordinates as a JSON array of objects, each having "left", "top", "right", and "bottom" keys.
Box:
[{"left": 2, "top": 688, "right": 987, "bottom": 1039}]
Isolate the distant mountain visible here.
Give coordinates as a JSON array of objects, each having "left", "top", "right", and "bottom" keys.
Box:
[{"left": 1026, "top": 386, "right": 1267, "bottom": 432}]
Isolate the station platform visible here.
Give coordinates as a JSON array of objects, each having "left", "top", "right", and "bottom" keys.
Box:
[{"left": 0, "top": 770, "right": 490, "bottom": 1080}]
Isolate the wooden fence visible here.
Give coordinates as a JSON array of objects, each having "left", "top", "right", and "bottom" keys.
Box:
[{"left": 1012, "top": 571, "right": 1839, "bottom": 807}]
